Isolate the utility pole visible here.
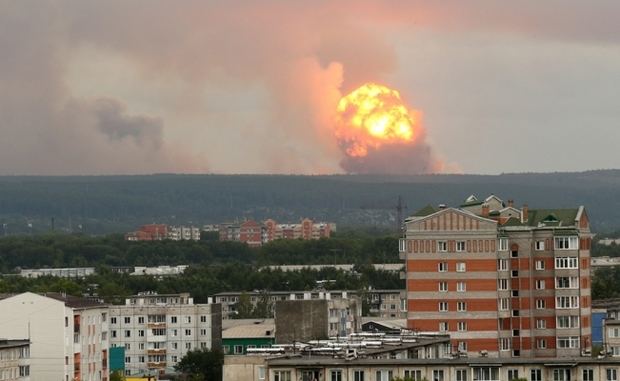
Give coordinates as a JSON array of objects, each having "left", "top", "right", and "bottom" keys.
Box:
[{"left": 395, "top": 196, "right": 407, "bottom": 234}]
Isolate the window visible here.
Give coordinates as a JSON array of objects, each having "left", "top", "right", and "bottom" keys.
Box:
[
  {"left": 438, "top": 241, "right": 448, "bottom": 252},
  {"left": 138, "top": 316, "right": 144, "bottom": 324},
  {"left": 185, "top": 329, "right": 192, "bottom": 336},
  {"left": 376, "top": 370, "right": 393, "bottom": 381},
  {"left": 125, "top": 356, "right": 131, "bottom": 363},
  {"left": 139, "top": 343, "right": 145, "bottom": 350},
  {"left": 513, "top": 329, "right": 520, "bottom": 337},
  {"left": 124, "top": 317, "right": 131, "bottom": 324},
  {"left": 511, "top": 270, "right": 519, "bottom": 277},
  {"left": 171, "top": 316, "right": 178, "bottom": 323},
  {"left": 555, "top": 257, "right": 578, "bottom": 269},
  {"left": 185, "top": 316, "right": 192, "bottom": 324},
  {"left": 557, "top": 316, "right": 580, "bottom": 329},
  {"left": 439, "top": 321, "right": 448, "bottom": 332},
  {"left": 556, "top": 296, "right": 579, "bottom": 309},
  {"left": 432, "top": 370, "right": 444, "bottom": 381},
  {"left": 610, "top": 328, "right": 620, "bottom": 338},
  {"left": 555, "top": 236, "right": 578, "bottom": 250},
  {"left": 456, "top": 369, "right": 467, "bottom": 381},
  {"left": 500, "top": 338, "right": 511, "bottom": 351},
  {"left": 200, "top": 315, "right": 207, "bottom": 323},
  {"left": 457, "top": 281, "right": 466, "bottom": 292},
  {"left": 124, "top": 330, "right": 131, "bottom": 338},
  {"left": 537, "top": 339, "right": 547, "bottom": 349},
  {"left": 498, "top": 259, "right": 508, "bottom": 271},
  {"left": 473, "top": 367, "right": 499, "bottom": 381},
  {"left": 458, "top": 341, "right": 467, "bottom": 352},
  {"left": 583, "top": 369, "right": 594, "bottom": 381},
  {"left": 556, "top": 276, "right": 579, "bottom": 289},
  {"left": 457, "top": 301, "right": 467, "bottom": 312},
  {"left": 138, "top": 330, "right": 145, "bottom": 337},
  {"left": 439, "top": 302, "right": 448, "bottom": 312},
  {"left": 331, "top": 370, "right": 342, "bottom": 381},
  {"left": 536, "top": 280, "right": 545, "bottom": 290},
  {"left": 439, "top": 281, "right": 448, "bottom": 292},
  {"left": 499, "top": 238, "right": 508, "bottom": 251},
  {"left": 511, "top": 290, "right": 519, "bottom": 297},
  {"left": 456, "top": 241, "right": 466, "bottom": 252},
  {"left": 508, "top": 369, "right": 519, "bottom": 380},
  {"left": 456, "top": 262, "right": 466, "bottom": 272},
  {"left": 536, "top": 319, "right": 547, "bottom": 329},
  {"left": 186, "top": 342, "right": 192, "bottom": 350},
  {"left": 535, "top": 240, "right": 545, "bottom": 251},
  {"left": 200, "top": 329, "right": 207, "bottom": 336},
  {"left": 111, "top": 330, "right": 117, "bottom": 338},
  {"left": 353, "top": 370, "right": 365, "bottom": 381},
  {"left": 152, "top": 328, "right": 165, "bottom": 336},
  {"left": 511, "top": 250, "right": 518, "bottom": 258},
  {"left": 139, "top": 356, "right": 145, "bottom": 363},
  {"left": 274, "top": 371, "right": 291, "bottom": 381},
  {"left": 536, "top": 299, "right": 546, "bottom": 309},
  {"left": 458, "top": 321, "right": 467, "bottom": 331},
  {"left": 498, "top": 279, "right": 509, "bottom": 290},
  {"left": 557, "top": 336, "right": 579, "bottom": 349},
  {"left": 499, "top": 298, "right": 509, "bottom": 311},
  {"left": 438, "top": 262, "right": 448, "bottom": 272},
  {"left": 531, "top": 369, "right": 543, "bottom": 381},
  {"left": 124, "top": 343, "right": 130, "bottom": 350},
  {"left": 553, "top": 369, "right": 571, "bottom": 381},
  {"left": 535, "top": 260, "right": 545, "bottom": 270},
  {"left": 405, "top": 370, "right": 422, "bottom": 381}
]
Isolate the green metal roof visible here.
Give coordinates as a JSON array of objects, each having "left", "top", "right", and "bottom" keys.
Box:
[
  {"left": 501, "top": 217, "right": 524, "bottom": 227},
  {"left": 526, "top": 208, "right": 579, "bottom": 227}
]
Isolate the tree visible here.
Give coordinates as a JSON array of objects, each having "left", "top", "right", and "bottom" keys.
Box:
[
  {"left": 109, "top": 371, "right": 125, "bottom": 381},
  {"left": 235, "top": 292, "right": 254, "bottom": 319},
  {"left": 174, "top": 348, "right": 224, "bottom": 381}
]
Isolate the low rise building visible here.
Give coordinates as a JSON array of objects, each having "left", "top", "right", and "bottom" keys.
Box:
[
  {"left": 0, "top": 339, "right": 30, "bottom": 381},
  {"left": 222, "top": 319, "right": 275, "bottom": 355},
  {"left": 125, "top": 224, "right": 200, "bottom": 241},
  {"left": 0, "top": 292, "right": 109, "bottom": 381},
  {"left": 108, "top": 292, "right": 221, "bottom": 376},
  {"left": 18, "top": 267, "right": 96, "bottom": 278},
  {"left": 219, "top": 218, "right": 334, "bottom": 246}
]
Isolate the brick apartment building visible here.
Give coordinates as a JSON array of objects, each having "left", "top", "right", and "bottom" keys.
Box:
[
  {"left": 125, "top": 224, "right": 200, "bottom": 241},
  {"left": 401, "top": 194, "right": 593, "bottom": 358},
  {"left": 219, "top": 218, "right": 333, "bottom": 247}
]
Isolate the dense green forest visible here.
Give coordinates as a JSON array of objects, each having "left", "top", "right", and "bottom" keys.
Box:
[
  {"left": 0, "top": 264, "right": 402, "bottom": 304},
  {"left": 2, "top": 170, "right": 620, "bottom": 234},
  {"left": 0, "top": 234, "right": 399, "bottom": 272}
]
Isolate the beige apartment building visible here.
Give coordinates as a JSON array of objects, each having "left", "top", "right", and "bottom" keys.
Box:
[
  {"left": 108, "top": 292, "right": 221, "bottom": 376},
  {"left": 401, "top": 194, "right": 593, "bottom": 358},
  {"left": 0, "top": 339, "right": 30, "bottom": 381},
  {"left": 0, "top": 292, "right": 109, "bottom": 381}
]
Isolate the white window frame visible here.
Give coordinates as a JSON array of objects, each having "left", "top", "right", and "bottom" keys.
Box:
[
  {"left": 556, "top": 296, "right": 579, "bottom": 309},
  {"left": 458, "top": 321, "right": 467, "bottom": 332},
  {"left": 456, "top": 241, "right": 466, "bottom": 252},
  {"left": 499, "top": 238, "right": 508, "bottom": 251},
  {"left": 437, "top": 241, "right": 448, "bottom": 252},
  {"left": 457, "top": 301, "right": 467, "bottom": 312},
  {"left": 556, "top": 276, "right": 579, "bottom": 289},
  {"left": 557, "top": 315, "right": 580, "bottom": 329},
  {"left": 438, "top": 262, "right": 448, "bottom": 272},
  {"left": 498, "top": 259, "right": 508, "bottom": 271},
  {"left": 536, "top": 319, "right": 546, "bottom": 329},
  {"left": 535, "top": 260, "right": 545, "bottom": 270},
  {"left": 536, "top": 299, "right": 546, "bottom": 309},
  {"left": 555, "top": 257, "right": 579, "bottom": 269},
  {"left": 439, "top": 302, "right": 448, "bottom": 312},
  {"left": 439, "top": 281, "right": 448, "bottom": 292},
  {"left": 457, "top": 281, "right": 466, "bottom": 292},
  {"left": 498, "top": 279, "right": 508, "bottom": 290},
  {"left": 439, "top": 321, "right": 448, "bottom": 332},
  {"left": 500, "top": 338, "right": 511, "bottom": 351},
  {"left": 499, "top": 298, "right": 509, "bottom": 311},
  {"left": 535, "top": 240, "right": 545, "bottom": 251},
  {"left": 555, "top": 236, "right": 579, "bottom": 250},
  {"left": 536, "top": 280, "right": 545, "bottom": 290},
  {"left": 557, "top": 336, "right": 580, "bottom": 349},
  {"left": 456, "top": 262, "right": 466, "bottom": 272}
]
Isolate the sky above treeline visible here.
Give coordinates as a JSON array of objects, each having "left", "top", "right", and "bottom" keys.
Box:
[{"left": 1, "top": 1, "right": 619, "bottom": 175}]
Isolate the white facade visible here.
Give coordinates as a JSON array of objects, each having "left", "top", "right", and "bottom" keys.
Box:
[
  {"left": 108, "top": 293, "right": 221, "bottom": 376},
  {"left": 0, "top": 340, "right": 30, "bottom": 381},
  {"left": 167, "top": 226, "right": 200, "bottom": 241},
  {"left": 0, "top": 292, "right": 109, "bottom": 381}
]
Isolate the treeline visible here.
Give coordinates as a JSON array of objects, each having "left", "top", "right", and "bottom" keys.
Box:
[
  {"left": 0, "top": 233, "right": 399, "bottom": 273},
  {"left": 0, "top": 264, "right": 403, "bottom": 304}
]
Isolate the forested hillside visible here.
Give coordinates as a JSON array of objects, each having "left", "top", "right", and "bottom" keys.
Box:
[{"left": 1, "top": 170, "right": 619, "bottom": 234}]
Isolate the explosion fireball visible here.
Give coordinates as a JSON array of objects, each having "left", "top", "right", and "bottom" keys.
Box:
[
  {"left": 335, "top": 83, "right": 418, "bottom": 158},
  {"left": 335, "top": 83, "right": 442, "bottom": 175}
]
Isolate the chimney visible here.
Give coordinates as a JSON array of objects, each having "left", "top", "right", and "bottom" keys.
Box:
[
  {"left": 481, "top": 204, "right": 490, "bottom": 217},
  {"left": 438, "top": 204, "right": 447, "bottom": 209},
  {"left": 507, "top": 199, "right": 514, "bottom": 208},
  {"left": 522, "top": 204, "right": 529, "bottom": 223}
]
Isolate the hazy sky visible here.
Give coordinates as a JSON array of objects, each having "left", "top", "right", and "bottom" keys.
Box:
[{"left": 1, "top": 1, "right": 619, "bottom": 175}]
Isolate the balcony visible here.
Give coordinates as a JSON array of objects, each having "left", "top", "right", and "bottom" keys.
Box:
[
  {"left": 147, "top": 349, "right": 167, "bottom": 356},
  {"left": 147, "top": 322, "right": 166, "bottom": 329},
  {"left": 147, "top": 362, "right": 167, "bottom": 369}
]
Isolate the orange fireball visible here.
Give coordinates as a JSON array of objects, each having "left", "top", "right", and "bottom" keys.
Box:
[{"left": 335, "top": 83, "right": 417, "bottom": 157}]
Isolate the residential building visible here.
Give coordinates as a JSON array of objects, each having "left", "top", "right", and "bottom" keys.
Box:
[
  {"left": 0, "top": 292, "right": 109, "bottom": 381},
  {"left": 222, "top": 319, "right": 275, "bottom": 355},
  {"left": 18, "top": 267, "right": 96, "bottom": 278},
  {"left": 213, "top": 289, "right": 406, "bottom": 320},
  {"left": 219, "top": 218, "right": 334, "bottom": 246},
  {"left": 275, "top": 298, "right": 361, "bottom": 344},
  {"left": 125, "top": 224, "right": 200, "bottom": 241},
  {"left": 0, "top": 339, "right": 30, "bottom": 381},
  {"left": 265, "top": 357, "right": 620, "bottom": 381},
  {"left": 108, "top": 292, "right": 221, "bottom": 376},
  {"left": 605, "top": 320, "right": 620, "bottom": 357},
  {"left": 402, "top": 194, "right": 593, "bottom": 358}
]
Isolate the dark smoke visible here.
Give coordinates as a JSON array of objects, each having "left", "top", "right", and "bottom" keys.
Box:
[{"left": 340, "top": 141, "right": 441, "bottom": 175}]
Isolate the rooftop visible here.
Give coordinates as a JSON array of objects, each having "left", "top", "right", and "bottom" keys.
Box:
[{"left": 0, "top": 339, "right": 29, "bottom": 349}]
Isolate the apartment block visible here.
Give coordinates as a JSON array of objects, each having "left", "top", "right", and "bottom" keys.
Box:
[
  {"left": 274, "top": 298, "right": 361, "bottom": 344},
  {"left": 0, "top": 292, "right": 109, "bottom": 381},
  {"left": 0, "top": 340, "right": 30, "bottom": 381},
  {"left": 125, "top": 224, "right": 200, "bottom": 241},
  {"left": 402, "top": 194, "right": 593, "bottom": 358},
  {"left": 214, "top": 289, "right": 406, "bottom": 319},
  {"left": 219, "top": 218, "right": 334, "bottom": 247},
  {"left": 108, "top": 292, "right": 221, "bottom": 376}
]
